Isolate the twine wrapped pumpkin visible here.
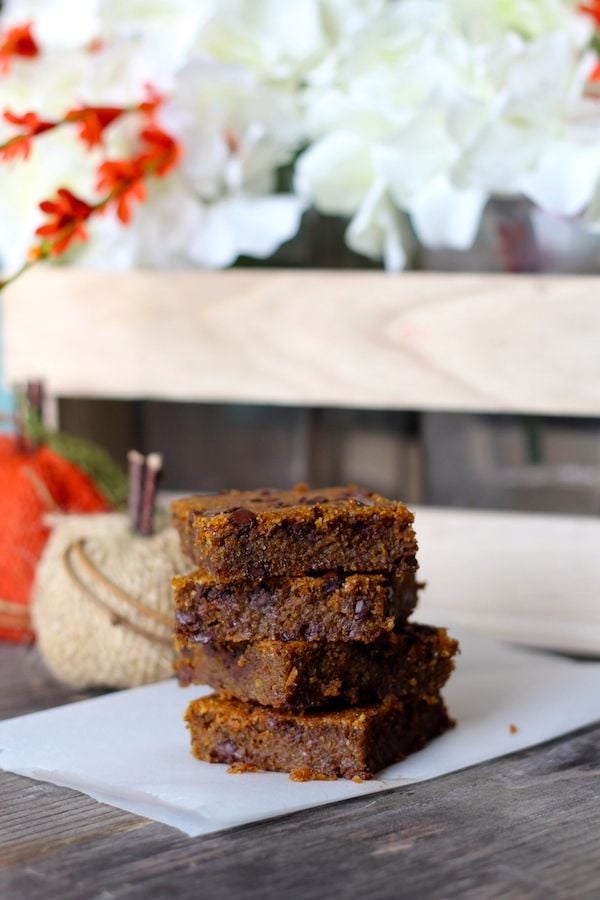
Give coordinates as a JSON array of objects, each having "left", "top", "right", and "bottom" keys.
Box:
[{"left": 33, "top": 512, "right": 192, "bottom": 688}]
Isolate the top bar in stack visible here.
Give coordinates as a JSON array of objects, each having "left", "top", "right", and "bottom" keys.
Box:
[{"left": 171, "top": 485, "right": 417, "bottom": 579}]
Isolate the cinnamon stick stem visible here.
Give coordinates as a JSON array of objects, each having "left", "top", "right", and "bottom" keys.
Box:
[
  {"left": 26, "top": 380, "right": 44, "bottom": 423},
  {"left": 138, "top": 452, "right": 162, "bottom": 537},
  {"left": 127, "top": 449, "right": 145, "bottom": 533}
]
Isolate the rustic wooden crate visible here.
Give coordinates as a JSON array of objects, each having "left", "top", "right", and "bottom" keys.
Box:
[{"left": 3, "top": 267, "right": 600, "bottom": 651}]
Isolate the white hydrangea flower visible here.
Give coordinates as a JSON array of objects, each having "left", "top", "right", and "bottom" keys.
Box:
[
  {"left": 2, "top": 0, "right": 215, "bottom": 77},
  {"left": 194, "top": 0, "right": 386, "bottom": 86},
  {"left": 98, "top": 0, "right": 216, "bottom": 82},
  {"left": 297, "top": 2, "right": 488, "bottom": 262},
  {"left": 1, "top": 0, "right": 101, "bottom": 49},
  {"left": 297, "top": 0, "right": 600, "bottom": 268},
  {"left": 448, "top": 0, "right": 593, "bottom": 44},
  {"left": 454, "top": 32, "right": 600, "bottom": 214}
]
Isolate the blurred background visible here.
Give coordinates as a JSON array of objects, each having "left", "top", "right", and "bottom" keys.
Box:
[{"left": 1, "top": 0, "right": 600, "bottom": 514}]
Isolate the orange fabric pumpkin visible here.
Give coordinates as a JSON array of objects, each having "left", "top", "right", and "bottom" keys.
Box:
[{"left": 0, "top": 435, "right": 110, "bottom": 642}]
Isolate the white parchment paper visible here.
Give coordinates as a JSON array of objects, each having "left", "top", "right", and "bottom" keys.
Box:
[{"left": 1, "top": 628, "right": 599, "bottom": 837}]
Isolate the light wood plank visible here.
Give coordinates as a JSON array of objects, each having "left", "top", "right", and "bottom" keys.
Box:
[
  {"left": 4, "top": 268, "right": 600, "bottom": 415},
  {"left": 415, "top": 506, "right": 600, "bottom": 655}
]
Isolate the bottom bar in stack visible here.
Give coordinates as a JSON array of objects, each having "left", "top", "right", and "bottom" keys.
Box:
[{"left": 185, "top": 693, "right": 453, "bottom": 781}]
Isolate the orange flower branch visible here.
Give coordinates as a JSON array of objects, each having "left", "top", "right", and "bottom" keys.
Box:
[
  {"left": 0, "top": 121, "right": 181, "bottom": 290},
  {"left": 0, "top": 85, "right": 163, "bottom": 162}
]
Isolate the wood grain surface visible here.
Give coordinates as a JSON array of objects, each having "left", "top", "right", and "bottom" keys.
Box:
[
  {"left": 4, "top": 268, "right": 600, "bottom": 415},
  {"left": 414, "top": 507, "right": 600, "bottom": 655},
  {"left": 1, "top": 643, "right": 599, "bottom": 900}
]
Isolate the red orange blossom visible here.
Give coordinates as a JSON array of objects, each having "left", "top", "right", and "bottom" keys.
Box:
[
  {"left": 0, "top": 86, "right": 181, "bottom": 289},
  {"left": 29, "top": 125, "right": 180, "bottom": 260},
  {"left": 1, "top": 111, "right": 54, "bottom": 161},
  {"left": 0, "top": 22, "right": 39, "bottom": 73},
  {"left": 579, "top": 2, "right": 600, "bottom": 85},
  {"left": 579, "top": 2, "right": 600, "bottom": 28}
]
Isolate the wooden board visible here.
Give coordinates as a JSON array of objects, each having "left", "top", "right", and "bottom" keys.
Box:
[
  {"left": 1, "top": 643, "right": 600, "bottom": 899},
  {"left": 4, "top": 268, "right": 600, "bottom": 415},
  {"left": 414, "top": 507, "right": 600, "bottom": 655}
]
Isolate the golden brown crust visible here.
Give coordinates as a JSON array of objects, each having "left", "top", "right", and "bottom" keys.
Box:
[{"left": 171, "top": 485, "right": 416, "bottom": 578}]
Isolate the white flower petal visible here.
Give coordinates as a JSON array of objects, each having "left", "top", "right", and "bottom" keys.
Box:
[
  {"left": 583, "top": 183, "right": 600, "bottom": 235},
  {"left": 518, "top": 141, "right": 600, "bottom": 217},
  {"left": 221, "top": 194, "right": 305, "bottom": 259},
  {"left": 346, "top": 181, "right": 411, "bottom": 271},
  {"left": 374, "top": 112, "right": 459, "bottom": 208},
  {"left": 453, "top": 118, "right": 549, "bottom": 195},
  {"left": 163, "top": 59, "right": 301, "bottom": 202},
  {"left": 295, "top": 132, "right": 374, "bottom": 216},
  {"left": 186, "top": 205, "right": 239, "bottom": 269},
  {"left": 409, "top": 176, "right": 486, "bottom": 250}
]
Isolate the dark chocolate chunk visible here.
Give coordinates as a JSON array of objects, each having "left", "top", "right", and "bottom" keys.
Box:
[
  {"left": 322, "top": 571, "right": 344, "bottom": 594},
  {"left": 229, "top": 508, "right": 257, "bottom": 529}
]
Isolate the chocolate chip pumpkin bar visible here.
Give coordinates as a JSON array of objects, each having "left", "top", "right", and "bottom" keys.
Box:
[
  {"left": 185, "top": 692, "right": 453, "bottom": 780},
  {"left": 173, "top": 569, "right": 419, "bottom": 644},
  {"left": 171, "top": 485, "right": 417, "bottom": 579},
  {"left": 175, "top": 624, "right": 458, "bottom": 710}
]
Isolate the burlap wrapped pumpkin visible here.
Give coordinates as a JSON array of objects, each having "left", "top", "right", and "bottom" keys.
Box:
[{"left": 33, "top": 512, "right": 192, "bottom": 688}]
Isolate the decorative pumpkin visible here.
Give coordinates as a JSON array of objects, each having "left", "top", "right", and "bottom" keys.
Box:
[
  {"left": 32, "top": 513, "right": 192, "bottom": 688},
  {"left": 0, "top": 435, "right": 116, "bottom": 642}
]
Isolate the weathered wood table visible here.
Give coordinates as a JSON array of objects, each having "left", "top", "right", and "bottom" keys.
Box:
[{"left": 1, "top": 642, "right": 599, "bottom": 900}]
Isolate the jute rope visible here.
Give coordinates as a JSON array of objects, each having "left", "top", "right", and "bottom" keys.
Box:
[{"left": 62, "top": 540, "right": 173, "bottom": 647}]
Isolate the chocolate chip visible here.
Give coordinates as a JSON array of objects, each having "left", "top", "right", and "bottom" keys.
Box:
[
  {"left": 250, "top": 587, "right": 272, "bottom": 609},
  {"left": 175, "top": 609, "right": 196, "bottom": 626},
  {"left": 284, "top": 521, "right": 313, "bottom": 539},
  {"left": 304, "top": 621, "right": 323, "bottom": 640},
  {"left": 322, "top": 571, "right": 343, "bottom": 594},
  {"left": 177, "top": 664, "right": 193, "bottom": 685},
  {"left": 305, "top": 495, "right": 327, "bottom": 506},
  {"left": 247, "top": 564, "right": 265, "bottom": 579},
  {"left": 215, "top": 740, "right": 243, "bottom": 763},
  {"left": 190, "top": 633, "right": 210, "bottom": 644},
  {"left": 229, "top": 507, "right": 257, "bottom": 529},
  {"left": 354, "top": 598, "right": 367, "bottom": 618}
]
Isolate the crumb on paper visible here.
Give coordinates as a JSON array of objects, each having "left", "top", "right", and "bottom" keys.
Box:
[
  {"left": 227, "top": 762, "right": 262, "bottom": 774},
  {"left": 509, "top": 723, "right": 518, "bottom": 735},
  {"left": 290, "top": 767, "right": 337, "bottom": 782}
]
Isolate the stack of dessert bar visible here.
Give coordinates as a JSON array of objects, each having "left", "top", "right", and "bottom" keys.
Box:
[{"left": 171, "top": 486, "right": 458, "bottom": 781}]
